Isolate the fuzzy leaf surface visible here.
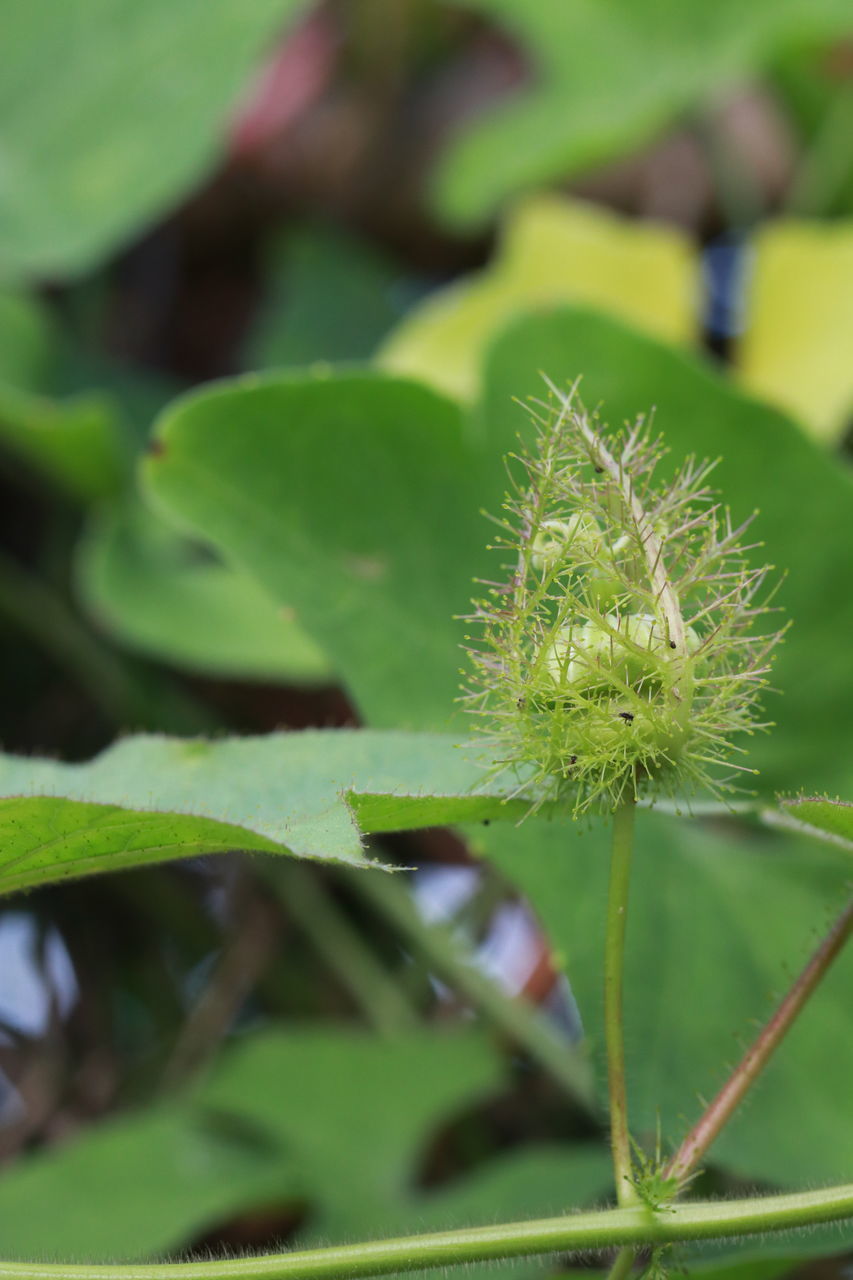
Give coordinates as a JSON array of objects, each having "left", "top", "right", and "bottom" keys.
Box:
[
  {"left": 779, "top": 795, "right": 853, "bottom": 849},
  {"left": 0, "top": 730, "right": 516, "bottom": 895}
]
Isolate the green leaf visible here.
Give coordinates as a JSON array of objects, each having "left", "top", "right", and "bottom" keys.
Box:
[
  {"left": 472, "top": 808, "right": 853, "bottom": 1191},
  {"left": 0, "top": 289, "right": 127, "bottom": 498},
  {"left": 247, "top": 226, "right": 402, "bottom": 370},
  {"left": 0, "top": 0, "right": 307, "bottom": 281},
  {"left": 433, "top": 0, "right": 853, "bottom": 227},
  {"left": 778, "top": 795, "right": 853, "bottom": 849},
  {"left": 0, "top": 1104, "right": 293, "bottom": 1263},
  {"left": 736, "top": 219, "right": 853, "bottom": 444},
  {"left": 0, "top": 380, "right": 126, "bottom": 500},
  {"left": 2, "top": 1029, "right": 560, "bottom": 1264},
  {"left": 418, "top": 1144, "right": 613, "bottom": 1233},
  {"left": 479, "top": 307, "right": 853, "bottom": 797},
  {"left": 77, "top": 496, "right": 332, "bottom": 683},
  {"left": 200, "top": 1029, "right": 503, "bottom": 1240},
  {"left": 143, "top": 370, "right": 504, "bottom": 729},
  {"left": 0, "top": 730, "right": 520, "bottom": 895},
  {"left": 364, "top": 1144, "right": 617, "bottom": 1280},
  {"left": 379, "top": 195, "right": 697, "bottom": 402},
  {"left": 0, "top": 290, "right": 54, "bottom": 388}
]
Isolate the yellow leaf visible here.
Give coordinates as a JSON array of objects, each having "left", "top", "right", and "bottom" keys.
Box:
[
  {"left": 378, "top": 195, "right": 699, "bottom": 401},
  {"left": 737, "top": 220, "right": 853, "bottom": 444}
]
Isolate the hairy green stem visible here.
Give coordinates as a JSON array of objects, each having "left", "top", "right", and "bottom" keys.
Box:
[
  {"left": 605, "top": 798, "right": 638, "bottom": 1206},
  {"left": 2, "top": 1185, "right": 851, "bottom": 1280},
  {"left": 348, "top": 868, "right": 595, "bottom": 1108}
]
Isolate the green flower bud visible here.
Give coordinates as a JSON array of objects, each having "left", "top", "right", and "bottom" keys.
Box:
[
  {"left": 543, "top": 613, "right": 701, "bottom": 695},
  {"left": 530, "top": 514, "right": 604, "bottom": 572},
  {"left": 463, "top": 383, "right": 785, "bottom": 815}
]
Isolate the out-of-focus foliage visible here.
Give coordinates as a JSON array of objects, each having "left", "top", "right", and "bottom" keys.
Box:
[
  {"left": 145, "top": 372, "right": 484, "bottom": 728},
  {"left": 0, "top": 1030, "right": 597, "bottom": 1265},
  {"left": 0, "top": 290, "right": 53, "bottom": 386},
  {"left": 78, "top": 498, "right": 331, "bottom": 683},
  {"left": 771, "top": 42, "right": 853, "bottom": 217},
  {"left": 737, "top": 219, "right": 853, "bottom": 440},
  {"left": 379, "top": 197, "right": 698, "bottom": 401},
  {"left": 0, "top": 290, "right": 127, "bottom": 498},
  {"left": 433, "top": 0, "right": 853, "bottom": 226},
  {"left": 247, "top": 226, "right": 403, "bottom": 370},
  {"left": 0, "top": 0, "right": 308, "bottom": 281},
  {"left": 0, "top": 284, "right": 328, "bottom": 683},
  {"left": 381, "top": 194, "right": 853, "bottom": 443}
]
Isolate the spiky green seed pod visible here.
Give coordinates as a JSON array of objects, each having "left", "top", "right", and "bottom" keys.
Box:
[{"left": 462, "top": 381, "right": 786, "bottom": 816}]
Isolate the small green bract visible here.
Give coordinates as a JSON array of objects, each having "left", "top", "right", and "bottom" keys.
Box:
[{"left": 463, "top": 380, "right": 786, "bottom": 815}]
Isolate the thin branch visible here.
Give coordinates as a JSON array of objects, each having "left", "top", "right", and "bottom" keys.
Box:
[{"left": 667, "top": 895, "right": 853, "bottom": 1184}]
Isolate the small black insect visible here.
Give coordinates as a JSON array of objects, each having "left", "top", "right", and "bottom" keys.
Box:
[
  {"left": 618, "top": 711, "right": 635, "bottom": 722},
  {"left": 669, "top": 640, "right": 677, "bottom": 649}
]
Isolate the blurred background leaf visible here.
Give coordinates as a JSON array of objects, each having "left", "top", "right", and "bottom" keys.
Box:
[
  {"left": 0, "top": 1024, "right": 613, "bottom": 1277},
  {"left": 0, "top": 0, "right": 308, "bottom": 282},
  {"left": 432, "top": 0, "right": 853, "bottom": 227},
  {"left": 144, "top": 372, "right": 486, "bottom": 728},
  {"left": 246, "top": 225, "right": 404, "bottom": 370},
  {"left": 379, "top": 196, "right": 698, "bottom": 401},
  {"left": 77, "top": 497, "right": 331, "bottom": 684}
]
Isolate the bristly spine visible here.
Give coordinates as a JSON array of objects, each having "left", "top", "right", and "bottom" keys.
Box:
[{"left": 461, "top": 379, "right": 787, "bottom": 816}]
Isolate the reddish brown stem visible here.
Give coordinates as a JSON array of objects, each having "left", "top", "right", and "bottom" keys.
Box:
[{"left": 667, "top": 896, "right": 853, "bottom": 1184}]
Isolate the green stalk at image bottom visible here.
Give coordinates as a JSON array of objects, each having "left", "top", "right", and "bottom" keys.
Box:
[{"left": 3, "top": 1184, "right": 851, "bottom": 1280}]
